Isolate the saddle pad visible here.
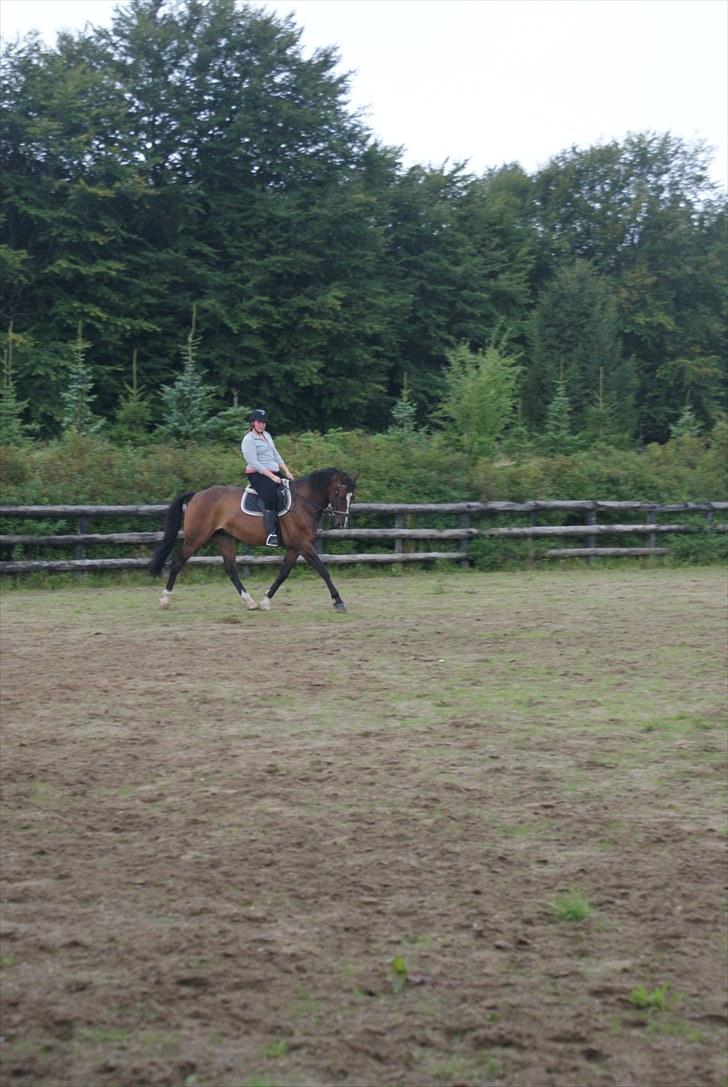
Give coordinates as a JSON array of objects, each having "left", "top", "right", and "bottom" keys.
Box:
[{"left": 241, "top": 480, "right": 292, "bottom": 517}]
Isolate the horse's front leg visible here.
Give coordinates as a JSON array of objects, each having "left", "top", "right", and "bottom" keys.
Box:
[
  {"left": 300, "top": 544, "right": 347, "bottom": 612},
  {"left": 255, "top": 547, "right": 300, "bottom": 611}
]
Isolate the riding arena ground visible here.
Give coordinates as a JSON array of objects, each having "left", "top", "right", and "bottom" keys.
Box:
[{"left": 1, "top": 566, "right": 726, "bottom": 1086}]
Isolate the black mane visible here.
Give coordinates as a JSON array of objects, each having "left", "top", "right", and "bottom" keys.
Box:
[{"left": 299, "top": 467, "right": 341, "bottom": 498}]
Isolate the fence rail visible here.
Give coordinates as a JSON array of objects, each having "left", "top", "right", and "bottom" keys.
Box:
[{"left": 0, "top": 500, "right": 725, "bottom": 574}]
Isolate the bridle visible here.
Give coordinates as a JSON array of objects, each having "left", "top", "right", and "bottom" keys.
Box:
[{"left": 292, "top": 474, "right": 354, "bottom": 526}]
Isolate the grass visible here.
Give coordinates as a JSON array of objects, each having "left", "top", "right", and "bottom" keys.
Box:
[
  {"left": 627, "top": 983, "right": 672, "bottom": 1011},
  {"left": 552, "top": 890, "right": 593, "bottom": 923}
]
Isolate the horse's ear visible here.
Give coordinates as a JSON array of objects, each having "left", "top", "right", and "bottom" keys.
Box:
[{"left": 352, "top": 470, "right": 361, "bottom": 483}]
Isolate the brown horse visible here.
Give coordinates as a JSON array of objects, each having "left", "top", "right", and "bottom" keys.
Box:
[{"left": 149, "top": 468, "right": 357, "bottom": 612}]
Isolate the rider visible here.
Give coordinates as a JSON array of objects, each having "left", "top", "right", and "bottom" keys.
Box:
[{"left": 241, "top": 409, "right": 294, "bottom": 547}]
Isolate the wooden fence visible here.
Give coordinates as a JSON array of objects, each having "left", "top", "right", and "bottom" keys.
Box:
[{"left": 0, "top": 500, "right": 725, "bottom": 574}]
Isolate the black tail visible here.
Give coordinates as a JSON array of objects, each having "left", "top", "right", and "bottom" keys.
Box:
[{"left": 149, "top": 491, "right": 195, "bottom": 576}]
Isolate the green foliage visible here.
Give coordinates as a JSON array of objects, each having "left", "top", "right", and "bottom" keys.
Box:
[
  {"left": 158, "top": 308, "right": 217, "bottom": 443},
  {"left": 540, "top": 377, "right": 577, "bottom": 454},
  {"left": 527, "top": 261, "right": 636, "bottom": 440},
  {"left": 1, "top": 427, "right": 725, "bottom": 512},
  {"left": 112, "top": 351, "right": 152, "bottom": 444},
  {"left": 388, "top": 955, "right": 409, "bottom": 993},
  {"left": 667, "top": 531, "right": 727, "bottom": 567},
  {"left": 552, "top": 890, "right": 593, "bottom": 922},
  {"left": 0, "top": 325, "right": 33, "bottom": 446},
  {"left": 627, "top": 983, "right": 672, "bottom": 1011},
  {"left": 60, "top": 326, "right": 104, "bottom": 436},
  {"left": 389, "top": 375, "right": 418, "bottom": 434},
  {"left": 2, "top": 7, "right": 723, "bottom": 441},
  {"left": 437, "top": 341, "right": 521, "bottom": 456},
  {"left": 669, "top": 405, "right": 703, "bottom": 438}
]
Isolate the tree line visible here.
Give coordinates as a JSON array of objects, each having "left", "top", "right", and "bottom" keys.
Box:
[{"left": 1, "top": 0, "right": 726, "bottom": 449}]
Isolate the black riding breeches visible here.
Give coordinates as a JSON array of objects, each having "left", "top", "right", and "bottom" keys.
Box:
[{"left": 248, "top": 472, "right": 282, "bottom": 511}]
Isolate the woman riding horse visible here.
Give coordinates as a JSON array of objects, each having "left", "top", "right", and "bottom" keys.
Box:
[
  {"left": 149, "top": 467, "right": 357, "bottom": 612},
  {"left": 240, "top": 408, "right": 294, "bottom": 547}
]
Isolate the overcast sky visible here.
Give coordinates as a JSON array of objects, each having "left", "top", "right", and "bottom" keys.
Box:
[{"left": 2, "top": 0, "right": 726, "bottom": 187}]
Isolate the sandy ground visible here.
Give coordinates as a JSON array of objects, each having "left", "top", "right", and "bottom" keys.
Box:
[{"left": 1, "top": 567, "right": 726, "bottom": 1087}]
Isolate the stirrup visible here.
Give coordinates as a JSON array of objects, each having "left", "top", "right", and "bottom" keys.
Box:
[{"left": 265, "top": 533, "right": 279, "bottom": 547}]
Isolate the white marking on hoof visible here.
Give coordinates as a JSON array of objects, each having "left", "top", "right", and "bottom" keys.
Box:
[
  {"left": 240, "top": 590, "right": 256, "bottom": 608},
  {"left": 259, "top": 595, "right": 271, "bottom": 611},
  {"left": 160, "top": 589, "right": 172, "bottom": 609}
]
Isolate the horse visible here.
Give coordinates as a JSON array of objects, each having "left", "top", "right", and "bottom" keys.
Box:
[{"left": 148, "top": 467, "right": 357, "bottom": 612}]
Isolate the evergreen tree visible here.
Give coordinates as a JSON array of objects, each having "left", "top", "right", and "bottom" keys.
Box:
[
  {"left": 0, "top": 323, "right": 32, "bottom": 445},
  {"left": 541, "top": 375, "right": 577, "bottom": 454},
  {"left": 669, "top": 406, "right": 703, "bottom": 438},
  {"left": 113, "top": 350, "right": 152, "bottom": 443},
  {"left": 61, "top": 325, "right": 104, "bottom": 435},
  {"left": 526, "top": 261, "right": 636, "bottom": 439},
  {"left": 582, "top": 367, "right": 630, "bottom": 447},
  {"left": 158, "top": 306, "right": 216, "bottom": 442},
  {"left": 437, "top": 341, "right": 521, "bottom": 456},
  {"left": 389, "top": 375, "right": 418, "bottom": 433}
]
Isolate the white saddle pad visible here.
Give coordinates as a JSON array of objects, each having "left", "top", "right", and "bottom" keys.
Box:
[{"left": 241, "top": 479, "right": 293, "bottom": 517}]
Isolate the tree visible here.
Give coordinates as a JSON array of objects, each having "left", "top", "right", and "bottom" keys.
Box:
[
  {"left": 0, "top": 323, "right": 32, "bottom": 445},
  {"left": 112, "top": 349, "right": 152, "bottom": 443},
  {"left": 526, "top": 261, "right": 636, "bottom": 440},
  {"left": 61, "top": 324, "right": 104, "bottom": 435},
  {"left": 158, "top": 306, "right": 216, "bottom": 442},
  {"left": 532, "top": 134, "right": 726, "bottom": 441},
  {"left": 540, "top": 375, "right": 577, "bottom": 454},
  {"left": 436, "top": 341, "right": 521, "bottom": 456}
]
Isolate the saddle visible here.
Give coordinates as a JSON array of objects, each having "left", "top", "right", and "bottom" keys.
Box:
[{"left": 241, "top": 479, "right": 293, "bottom": 517}]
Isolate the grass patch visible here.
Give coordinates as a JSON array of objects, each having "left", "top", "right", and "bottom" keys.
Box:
[
  {"left": 261, "top": 1039, "right": 290, "bottom": 1059},
  {"left": 552, "top": 890, "right": 593, "bottom": 923},
  {"left": 627, "top": 983, "right": 672, "bottom": 1010}
]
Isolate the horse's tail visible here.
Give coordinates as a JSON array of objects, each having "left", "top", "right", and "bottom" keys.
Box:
[{"left": 149, "top": 491, "right": 195, "bottom": 576}]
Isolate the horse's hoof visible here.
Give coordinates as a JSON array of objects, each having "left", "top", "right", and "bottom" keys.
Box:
[
  {"left": 246, "top": 599, "right": 259, "bottom": 610},
  {"left": 160, "top": 591, "right": 171, "bottom": 609},
  {"left": 259, "top": 595, "right": 271, "bottom": 611},
  {"left": 333, "top": 601, "right": 347, "bottom": 612}
]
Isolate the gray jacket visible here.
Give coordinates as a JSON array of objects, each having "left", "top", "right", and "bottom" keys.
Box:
[{"left": 241, "top": 430, "right": 284, "bottom": 473}]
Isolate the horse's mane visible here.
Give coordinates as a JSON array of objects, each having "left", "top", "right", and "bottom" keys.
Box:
[{"left": 297, "top": 467, "right": 341, "bottom": 495}]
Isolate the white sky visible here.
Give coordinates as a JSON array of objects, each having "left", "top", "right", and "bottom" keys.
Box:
[{"left": 2, "top": 0, "right": 726, "bottom": 187}]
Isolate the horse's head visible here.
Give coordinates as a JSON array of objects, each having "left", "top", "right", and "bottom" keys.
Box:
[{"left": 328, "top": 470, "right": 358, "bottom": 529}]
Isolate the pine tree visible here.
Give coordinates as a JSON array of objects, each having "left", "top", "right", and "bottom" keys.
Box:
[
  {"left": 159, "top": 306, "right": 216, "bottom": 442},
  {"left": 669, "top": 405, "right": 703, "bottom": 438},
  {"left": 541, "top": 374, "right": 577, "bottom": 454},
  {"left": 0, "top": 323, "right": 32, "bottom": 446},
  {"left": 390, "top": 375, "right": 418, "bottom": 433},
  {"left": 61, "top": 324, "right": 104, "bottom": 435},
  {"left": 113, "top": 350, "right": 152, "bottom": 443}
]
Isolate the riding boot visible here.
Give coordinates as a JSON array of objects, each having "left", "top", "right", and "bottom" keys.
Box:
[{"left": 264, "top": 509, "right": 279, "bottom": 547}]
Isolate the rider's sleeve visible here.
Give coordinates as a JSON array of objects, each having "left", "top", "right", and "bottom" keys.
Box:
[{"left": 241, "top": 433, "right": 263, "bottom": 472}]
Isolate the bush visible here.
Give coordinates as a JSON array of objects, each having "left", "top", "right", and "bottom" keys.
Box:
[{"left": 1, "top": 426, "right": 725, "bottom": 508}]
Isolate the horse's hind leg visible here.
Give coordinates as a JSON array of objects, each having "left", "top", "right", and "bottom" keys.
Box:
[
  {"left": 256, "top": 547, "right": 300, "bottom": 610},
  {"left": 160, "top": 531, "right": 207, "bottom": 608},
  {"left": 215, "top": 533, "right": 257, "bottom": 610}
]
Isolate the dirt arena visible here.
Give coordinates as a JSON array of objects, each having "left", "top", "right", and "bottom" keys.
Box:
[{"left": 1, "top": 567, "right": 726, "bottom": 1087}]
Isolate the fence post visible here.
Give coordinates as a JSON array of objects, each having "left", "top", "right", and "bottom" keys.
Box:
[
  {"left": 646, "top": 508, "right": 657, "bottom": 551},
  {"left": 458, "top": 510, "right": 470, "bottom": 566},
  {"left": 585, "top": 509, "right": 597, "bottom": 564},
  {"left": 76, "top": 515, "right": 87, "bottom": 561},
  {"left": 394, "top": 512, "right": 404, "bottom": 554},
  {"left": 528, "top": 509, "right": 537, "bottom": 562}
]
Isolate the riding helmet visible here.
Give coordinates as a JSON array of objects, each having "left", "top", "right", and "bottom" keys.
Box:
[{"left": 249, "top": 409, "right": 268, "bottom": 422}]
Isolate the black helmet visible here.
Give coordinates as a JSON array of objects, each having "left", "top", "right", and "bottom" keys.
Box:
[{"left": 249, "top": 408, "right": 268, "bottom": 423}]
